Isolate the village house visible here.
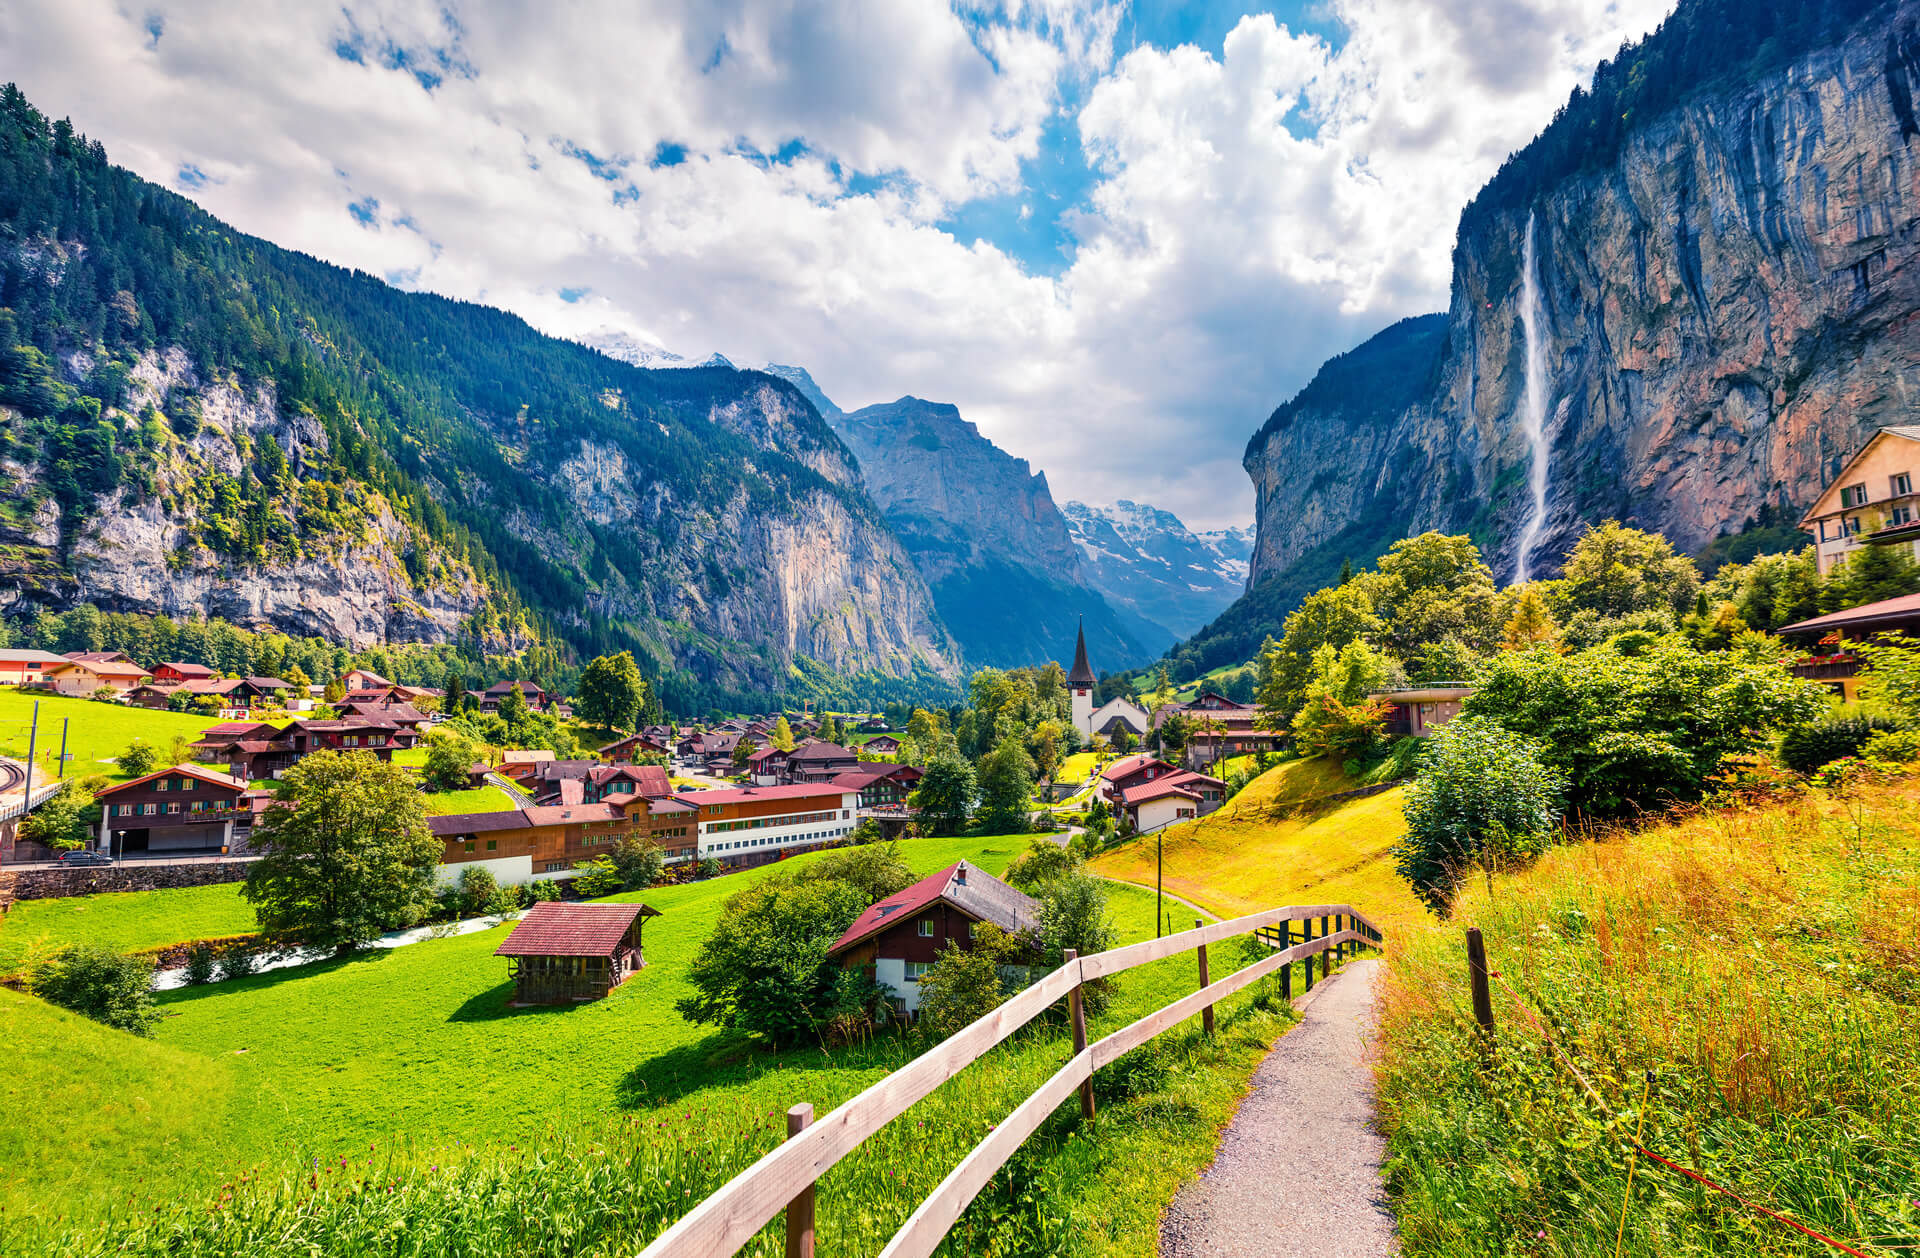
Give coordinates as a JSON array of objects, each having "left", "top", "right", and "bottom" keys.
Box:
[
  {"left": 1099, "top": 753, "right": 1226, "bottom": 832},
  {"left": 0, "top": 648, "right": 71, "bottom": 687},
  {"left": 475, "top": 680, "right": 550, "bottom": 712},
  {"left": 784, "top": 741, "right": 860, "bottom": 783},
  {"left": 499, "top": 748, "right": 555, "bottom": 781},
  {"left": 335, "top": 698, "right": 430, "bottom": 732},
  {"left": 695, "top": 732, "right": 744, "bottom": 775},
  {"left": 861, "top": 733, "right": 903, "bottom": 755},
  {"left": 830, "top": 764, "right": 924, "bottom": 809},
  {"left": 94, "top": 764, "right": 254, "bottom": 856},
  {"left": 528, "top": 761, "right": 672, "bottom": 805},
  {"left": 125, "top": 682, "right": 185, "bottom": 710},
  {"left": 337, "top": 667, "right": 393, "bottom": 691},
  {"left": 1370, "top": 686, "right": 1474, "bottom": 737},
  {"left": 1087, "top": 696, "right": 1150, "bottom": 742},
  {"left": 1159, "top": 692, "right": 1285, "bottom": 766},
  {"left": 45, "top": 653, "right": 152, "bottom": 696},
  {"left": 151, "top": 661, "right": 217, "bottom": 684},
  {"left": 1776, "top": 590, "right": 1920, "bottom": 701},
  {"left": 1800, "top": 425, "right": 1920, "bottom": 577},
  {"left": 825, "top": 862, "right": 1039, "bottom": 1015},
  {"left": 598, "top": 732, "right": 668, "bottom": 762},
  {"left": 494, "top": 901, "right": 660, "bottom": 1004},
  {"left": 688, "top": 782, "right": 860, "bottom": 869}
]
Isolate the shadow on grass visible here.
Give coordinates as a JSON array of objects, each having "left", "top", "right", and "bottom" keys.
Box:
[
  {"left": 154, "top": 946, "right": 395, "bottom": 1004},
  {"left": 446, "top": 980, "right": 587, "bottom": 1022}
]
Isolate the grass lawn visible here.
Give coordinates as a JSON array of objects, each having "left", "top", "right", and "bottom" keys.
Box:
[
  {"left": 12, "top": 829, "right": 1352, "bottom": 1258},
  {"left": 0, "top": 689, "right": 223, "bottom": 781},
  {"left": 1091, "top": 757, "right": 1431, "bottom": 935},
  {"left": 389, "top": 745, "right": 430, "bottom": 769},
  {"left": 0, "top": 882, "right": 256, "bottom": 977},
  {"left": 1055, "top": 751, "right": 1104, "bottom": 785},
  {"left": 420, "top": 785, "right": 518, "bottom": 815}
]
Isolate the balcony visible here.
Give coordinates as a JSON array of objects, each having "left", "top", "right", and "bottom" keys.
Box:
[{"left": 1790, "top": 655, "right": 1859, "bottom": 682}]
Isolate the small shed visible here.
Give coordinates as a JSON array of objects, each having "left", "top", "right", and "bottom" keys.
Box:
[{"left": 494, "top": 901, "right": 660, "bottom": 1004}]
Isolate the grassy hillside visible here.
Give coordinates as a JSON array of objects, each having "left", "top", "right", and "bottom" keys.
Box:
[
  {"left": 7, "top": 830, "right": 1351, "bottom": 1257},
  {"left": 0, "top": 689, "right": 221, "bottom": 781},
  {"left": 1091, "top": 758, "right": 1430, "bottom": 933},
  {"left": 1378, "top": 776, "right": 1920, "bottom": 1254},
  {"left": 0, "top": 882, "right": 255, "bottom": 977}
]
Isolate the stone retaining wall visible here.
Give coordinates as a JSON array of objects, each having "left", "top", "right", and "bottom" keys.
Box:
[{"left": 0, "top": 859, "right": 255, "bottom": 903}]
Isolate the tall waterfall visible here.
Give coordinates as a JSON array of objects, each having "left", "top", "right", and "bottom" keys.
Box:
[{"left": 1514, "top": 212, "right": 1552, "bottom": 584}]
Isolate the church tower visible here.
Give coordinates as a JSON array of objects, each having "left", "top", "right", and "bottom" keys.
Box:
[{"left": 1066, "top": 617, "right": 1096, "bottom": 739}]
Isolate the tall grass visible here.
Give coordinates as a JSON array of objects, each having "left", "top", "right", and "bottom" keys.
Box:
[{"left": 1378, "top": 777, "right": 1920, "bottom": 1255}]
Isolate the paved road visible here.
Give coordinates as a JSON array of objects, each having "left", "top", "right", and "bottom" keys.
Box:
[
  {"left": 4, "top": 852, "right": 260, "bottom": 871},
  {"left": 1160, "top": 958, "right": 1398, "bottom": 1258}
]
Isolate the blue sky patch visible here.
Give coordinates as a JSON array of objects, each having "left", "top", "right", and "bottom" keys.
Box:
[
  {"left": 560, "top": 140, "right": 629, "bottom": 181},
  {"left": 559, "top": 286, "right": 590, "bottom": 303},
  {"left": 348, "top": 196, "right": 380, "bottom": 226},
  {"left": 650, "top": 142, "right": 688, "bottom": 169},
  {"left": 142, "top": 11, "right": 164, "bottom": 49},
  {"left": 175, "top": 163, "right": 211, "bottom": 189}
]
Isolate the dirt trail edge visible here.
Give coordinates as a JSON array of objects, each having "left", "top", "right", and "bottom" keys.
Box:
[{"left": 1159, "top": 957, "right": 1398, "bottom": 1257}]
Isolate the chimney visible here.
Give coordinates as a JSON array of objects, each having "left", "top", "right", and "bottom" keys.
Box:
[{"left": 956, "top": 864, "right": 967, "bottom": 886}]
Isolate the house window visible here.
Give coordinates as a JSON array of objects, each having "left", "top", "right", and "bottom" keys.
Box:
[
  {"left": 1841, "top": 483, "right": 1870, "bottom": 508},
  {"left": 142, "top": 803, "right": 157, "bottom": 816},
  {"left": 1847, "top": 517, "right": 1862, "bottom": 535},
  {"left": 368, "top": 736, "right": 386, "bottom": 747},
  {"left": 191, "top": 800, "right": 205, "bottom": 813},
  {"left": 1895, "top": 506, "right": 1914, "bottom": 527},
  {"left": 1895, "top": 473, "right": 1914, "bottom": 496},
  {"left": 904, "top": 961, "right": 931, "bottom": 983},
  {"left": 344, "top": 736, "right": 359, "bottom": 748},
  {"left": 486, "top": 839, "right": 498, "bottom": 851},
  {"left": 181, "top": 778, "right": 195, "bottom": 791},
  {"left": 156, "top": 778, "right": 168, "bottom": 792},
  {"left": 918, "top": 918, "right": 934, "bottom": 937},
  {"left": 464, "top": 842, "right": 475, "bottom": 853},
  {"left": 166, "top": 801, "right": 180, "bottom": 814},
  {"left": 118, "top": 803, "right": 134, "bottom": 816}
]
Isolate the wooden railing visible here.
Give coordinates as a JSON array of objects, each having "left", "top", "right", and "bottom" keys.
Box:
[{"left": 637, "top": 903, "right": 1385, "bottom": 1258}]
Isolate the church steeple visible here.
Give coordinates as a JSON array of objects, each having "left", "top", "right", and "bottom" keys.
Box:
[{"left": 1066, "top": 617, "right": 1096, "bottom": 689}]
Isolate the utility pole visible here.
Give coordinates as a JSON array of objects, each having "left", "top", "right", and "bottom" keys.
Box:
[
  {"left": 20, "top": 700, "right": 38, "bottom": 818},
  {"left": 57, "top": 719, "right": 69, "bottom": 779}
]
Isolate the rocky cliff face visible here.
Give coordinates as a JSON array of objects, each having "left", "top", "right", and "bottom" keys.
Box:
[
  {"left": 1061, "top": 500, "right": 1252, "bottom": 641},
  {"left": 762, "top": 365, "right": 1152, "bottom": 670},
  {"left": 1246, "top": 0, "right": 1920, "bottom": 588},
  {"left": 0, "top": 346, "right": 489, "bottom": 646}
]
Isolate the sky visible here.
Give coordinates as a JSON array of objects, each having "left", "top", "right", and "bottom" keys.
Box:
[{"left": 0, "top": 0, "right": 1675, "bottom": 530}]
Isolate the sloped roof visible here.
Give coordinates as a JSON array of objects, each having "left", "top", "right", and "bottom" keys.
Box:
[
  {"left": 1777, "top": 590, "right": 1920, "bottom": 635},
  {"left": 1066, "top": 618, "right": 1096, "bottom": 688},
  {"left": 1120, "top": 780, "right": 1203, "bottom": 807},
  {"left": 428, "top": 810, "right": 530, "bottom": 837},
  {"left": 100, "top": 763, "right": 248, "bottom": 795},
  {"left": 502, "top": 749, "right": 555, "bottom": 764},
  {"left": 0, "top": 648, "right": 72, "bottom": 665},
  {"left": 678, "top": 783, "right": 851, "bottom": 807},
  {"left": 494, "top": 901, "right": 658, "bottom": 957},
  {"left": 157, "top": 661, "right": 216, "bottom": 678},
  {"left": 829, "top": 861, "right": 1038, "bottom": 956},
  {"left": 789, "top": 741, "right": 855, "bottom": 762},
  {"left": 1801, "top": 426, "right": 1920, "bottom": 525},
  {"left": 1101, "top": 753, "right": 1174, "bottom": 783}
]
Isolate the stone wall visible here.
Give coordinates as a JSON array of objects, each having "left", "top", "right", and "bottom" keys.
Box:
[{"left": 0, "top": 859, "right": 255, "bottom": 903}]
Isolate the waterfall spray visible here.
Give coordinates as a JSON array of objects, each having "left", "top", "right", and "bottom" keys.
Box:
[{"left": 1514, "top": 211, "right": 1553, "bottom": 584}]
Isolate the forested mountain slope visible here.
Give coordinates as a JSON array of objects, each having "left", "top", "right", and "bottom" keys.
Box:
[{"left": 0, "top": 86, "right": 957, "bottom": 710}]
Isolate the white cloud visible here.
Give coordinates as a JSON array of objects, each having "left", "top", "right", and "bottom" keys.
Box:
[{"left": 0, "top": 0, "right": 1670, "bottom": 530}]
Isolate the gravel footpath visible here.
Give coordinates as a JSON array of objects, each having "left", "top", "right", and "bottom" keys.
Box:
[{"left": 1159, "top": 958, "right": 1398, "bottom": 1257}]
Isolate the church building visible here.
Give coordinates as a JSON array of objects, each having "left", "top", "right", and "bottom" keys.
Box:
[{"left": 1067, "top": 618, "right": 1097, "bottom": 739}]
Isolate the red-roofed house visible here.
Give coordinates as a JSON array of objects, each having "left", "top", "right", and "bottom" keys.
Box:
[
  {"left": 95, "top": 764, "right": 253, "bottom": 856},
  {"left": 1116, "top": 769, "right": 1227, "bottom": 833},
  {"left": 45, "top": 654, "right": 152, "bottom": 696},
  {"left": 1776, "top": 589, "right": 1920, "bottom": 701},
  {"left": 494, "top": 901, "right": 660, "bottom": 1004},
  {"left": 826, "top": 862, "right": 1038, "bottom": 1015},
  {"left": 1099, "top": 754, "right": 1180, "bottom": 800},
  {"left": 598, "top": 732, "right": 668, "bottom": 763},
  {"left": 830, "top": 764, "right": 924, "bottom": 809},
  {"left": 151, "top": 661, "right": 217, "bottom": 684}
]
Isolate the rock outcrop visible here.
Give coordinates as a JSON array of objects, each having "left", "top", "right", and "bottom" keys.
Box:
[{"left": 1245, "top": 0, "right": 1920, "bottom": 589}]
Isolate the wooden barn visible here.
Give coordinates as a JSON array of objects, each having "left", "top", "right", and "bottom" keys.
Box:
[{"left": 494, "top": 901, "right": 659, "bottom": 1004}]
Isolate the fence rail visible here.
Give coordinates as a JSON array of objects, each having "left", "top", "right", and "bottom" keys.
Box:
[{"left": 638, "top": 902, "right": 1385, "bottom": 1258}]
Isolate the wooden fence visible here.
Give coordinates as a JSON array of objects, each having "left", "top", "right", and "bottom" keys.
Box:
[{"left": 637, "top": 902, "right": 1386, "bottom": 1258}]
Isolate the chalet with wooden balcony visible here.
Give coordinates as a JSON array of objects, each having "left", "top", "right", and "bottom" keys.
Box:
[
  {"left": 598, "top": 732, "right": 668, "bottom": 762},
  {"left": 151, "top": 661, "right": 217, "bottom": 684},
  {"left": 95, "top": 764, "right": 253, "bottom": 856},
  {"left": 45, "top": 653, "right": 152, "bottom": 696},
  {"left": 1776, "top": 590, "right": 1920, "bottom": 701}
]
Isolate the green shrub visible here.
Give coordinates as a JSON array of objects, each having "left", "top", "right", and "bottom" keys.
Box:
[
  {"left": 1860, "top": 727, "right": 1920, "bottom": 763},
  {"left": 571, "top": 857, "right": 624, "bottom": 898},
  {"left": 118, "top": 740, "right": 160, "bottom": 778},
  {"left": 216, "top": 947, "right": 258, "bottom": 981},
  {"left": 486, "top": 884, "right": 523, "bottom": 915},
  {"left": 29, "top": 945, "right": 159, "bottom": 1035},
  {"left": 1779, "top": 715, "right": 1906, "bottom": 773},
  {"left": 1397, "top": 715, "right": 1568, "bottom": 912},
  {"left": 182, "top": 944, "right": 216, "bottom": 986},
  {"left": 458, "top": 864, "right": 499, "bottom": 914},
  {"left": 915, "top": 926, "right": 1015, "bottom": 1041},
  {"left": 526, "top": 879, "right": 562, "bottom": 902}
]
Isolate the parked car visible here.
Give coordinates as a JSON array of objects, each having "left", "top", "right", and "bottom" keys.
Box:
[{"left": 57, "top": 849, "right": 115, "bottom": 866}]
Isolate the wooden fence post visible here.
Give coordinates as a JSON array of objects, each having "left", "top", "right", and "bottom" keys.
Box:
[
  {"left": 1465, "top": 927, "right": 1495, "bottom": 1038},
  {"left": 1279, "top": 918, "right": 1293, "bottom": 1001},
  {"left": 1320, "top": 916, "right": 1331, "bottom": 981},
  {"left": 785, "top": 1103, "right": 815, "bottom": 1258},
  {"left": 1335, "top": 913, "right": 1345, "bottom": 964},
  {"left": 1066, "top": 948, "right": 1094, "bottom": 1120},
  {"left": 1302, "top": 915, "right": 1315, "bottom": 992},
  {"left": 1195, "top": 919, "right": 1214, "bottom": 1036}
]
